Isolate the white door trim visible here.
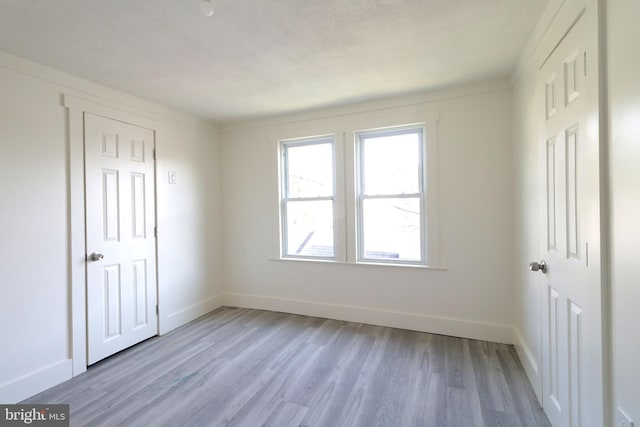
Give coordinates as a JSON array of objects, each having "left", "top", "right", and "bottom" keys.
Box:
[{"left": 64, "top": 94, "right": 164, "bottom": 376}]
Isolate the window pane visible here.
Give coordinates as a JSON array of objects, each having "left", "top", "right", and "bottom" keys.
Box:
[
  {"left": 361, "top": 131, "right": 420, "bottom": 195},
  {"left": 286, "top": 142, "right": 333, "bottom": 198},
  {"left": 362, "top": 198, "right": 421, "bottom": 261},
  {"left": 285, "top": 200, "right": 334, "bottom": 257}
]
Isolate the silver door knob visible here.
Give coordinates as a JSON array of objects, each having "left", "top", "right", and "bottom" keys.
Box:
[
  {"left": 89, "top": 252, "right": 104, "bottom": 261},
  {"left": 529, "top": 260, "right": 547, "bottom": 273}
]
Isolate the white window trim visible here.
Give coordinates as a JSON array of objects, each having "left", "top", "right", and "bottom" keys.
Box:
[{"left": 271, "top": 111, "right": 442, "bottom": 268}]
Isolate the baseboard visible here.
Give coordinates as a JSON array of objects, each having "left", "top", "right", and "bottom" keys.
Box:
[
  {"left": 512, "top": 327, "right": 541, "bottom": 401},
  {"left": 160, "top": 294, "right": 225, "bottom": 335},
  {"left": 223, "top": 293, "right": 513, "bottom": 344},
  {"left": 0, "top": 359, "right": 72, "bottom": 404}
]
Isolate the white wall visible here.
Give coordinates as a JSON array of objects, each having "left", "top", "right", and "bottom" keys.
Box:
[
  {"left": 0, "top": 57, "right": 72, "bottom": 401},
  {"left": 0, "top": 52, "right": 223, "bottom": 402},
  {"left": 221, "top": 82, "right": 515, "bottom": 343},
  {"left": 157, "top": 116, "right": 224, "bottom": 331},
  {"left": 511, "top": 54, "right": 544, "bottom": 398},
  {"left": 607, "top": 0, "right": 640, "bottom": 422}
]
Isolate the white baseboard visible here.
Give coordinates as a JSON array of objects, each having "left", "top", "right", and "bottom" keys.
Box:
[
  {"left": 0, "top": 359, "right": 72, "bottom": 404},
  {"left": 160, "top": 294, "right": 225, "bottom": 335},
  {"left": 512, "top": 327, "right": 541, "bottom": 401},
  {"left": 223, "top": 293, "right": 513, "bottom": 344}
]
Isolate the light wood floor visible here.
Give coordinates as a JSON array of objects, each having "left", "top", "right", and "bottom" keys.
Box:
[{"left": 26, "top": 307, "right": 550, "bottom": 427}]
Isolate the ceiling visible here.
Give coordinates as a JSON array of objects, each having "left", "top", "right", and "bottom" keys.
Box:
[{"left": 0, "top": 0, "right": 548, "bottom": 122}]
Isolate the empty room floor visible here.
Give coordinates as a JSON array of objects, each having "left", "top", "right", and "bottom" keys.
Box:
[{"left": 25, "top": 307, "right": 550, "bottom": 426}]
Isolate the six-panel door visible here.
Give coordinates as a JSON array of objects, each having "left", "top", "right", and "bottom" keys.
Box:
[
  {"left": 84, "top": 113, "right": 158, "bottom": 365},
  {"left": 539, "top": 13, "right": 603, "bottom": 427}
]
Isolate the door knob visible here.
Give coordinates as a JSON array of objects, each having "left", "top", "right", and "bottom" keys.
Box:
[
  {"left": 89, "top": 252, "right": 104, "bottom": 262},
  {"left": 529, "top": 260, "right": 547, "bottom": 273}
]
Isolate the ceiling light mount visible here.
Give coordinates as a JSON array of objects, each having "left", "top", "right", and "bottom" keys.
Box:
[{"left": 200, "top": 0, "right": 214, "bottom": 17}]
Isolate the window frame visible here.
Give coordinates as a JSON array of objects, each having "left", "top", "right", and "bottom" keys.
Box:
[
  {"left": 271, "top": 112, "right": 441, "bottom": 269},
  {"left": 355, "top": 125, "right": 428, "bottom": 265},
  {"left": 279, "top": 135, "right": 337, "bottom": 260}
]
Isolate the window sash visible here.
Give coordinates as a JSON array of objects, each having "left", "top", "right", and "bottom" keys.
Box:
[
  {"left": 281, "top": 199, "right": 335, "bottom": 258},
  {"left": 356, "top": 127, "right": 427, "bottom": 265},
  {"left": 280, "top": 137, "right": 336, "bottom": 259},
  {"left": 358, "top": 127, "right": 425, "bottom": 197},
  {"left": 357, "top": 195, "right": 424, "bottom": 264}
]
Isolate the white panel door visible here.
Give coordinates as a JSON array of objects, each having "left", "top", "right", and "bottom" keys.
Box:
[
  {"left": 85, "top": 113, "right": 158, "bottom": 365},
  {"left": 537, "top": 13, "right": 603, "bottom": 427}
]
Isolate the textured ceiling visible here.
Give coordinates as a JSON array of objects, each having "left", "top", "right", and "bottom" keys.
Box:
[{"left": 0, "top": 0, "right": 547, "bottom": 122}]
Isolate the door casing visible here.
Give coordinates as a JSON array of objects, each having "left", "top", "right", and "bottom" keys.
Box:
[{"left": 65, "top": 95, "right": 164, "bottom": 375}]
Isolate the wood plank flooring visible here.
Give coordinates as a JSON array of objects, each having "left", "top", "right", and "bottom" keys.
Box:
[{"left": 25, "top": 307, "right": 550, "bottom": 427}]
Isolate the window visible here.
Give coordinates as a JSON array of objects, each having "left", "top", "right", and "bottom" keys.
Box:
[
  {"left": 280, "top": 137, "right": 335, "bottom": 259},
  {"left": 276, "top": 116, "right": 438, "bottom": 267},
  {"left": 357, "top": 127, "right": 425, "bottom": 263}
]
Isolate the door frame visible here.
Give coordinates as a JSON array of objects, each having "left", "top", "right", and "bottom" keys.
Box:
[{"left": 65, "top": 94, "right": 163, "bottom": 375}]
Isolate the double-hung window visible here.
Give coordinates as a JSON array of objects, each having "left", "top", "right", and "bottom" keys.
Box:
[
  {"left": 280, "top": 136, "right": 335, "bottom": 259},
  {"left": 356, "top": 126, "right": 426, "bottom": 264},
  {"left": 277, "top": 119, "right": 436, "bottom": 267}
]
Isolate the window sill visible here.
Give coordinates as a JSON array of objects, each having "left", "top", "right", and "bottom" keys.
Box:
[{"left": 268, "top": 257, "right": 447, "bottom": 270}]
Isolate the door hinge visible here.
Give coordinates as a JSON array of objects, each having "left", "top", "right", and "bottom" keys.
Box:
[
  {"left": 153, "top": 148, "right": 156, "bottom": 160},
  {"left": 156, "top": 304, "right": 159, "bottom": 315},
  {"left": 585, "top": 242, "right": 589, "bottom": 266},
  {"left": 154, "top": 226, "right": 158, "bottom": 238}
]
